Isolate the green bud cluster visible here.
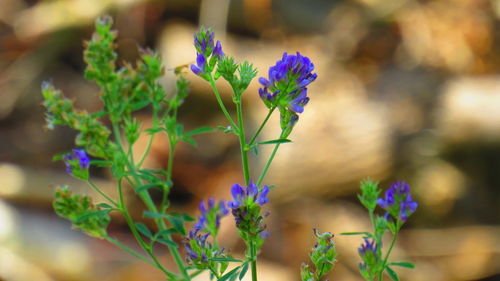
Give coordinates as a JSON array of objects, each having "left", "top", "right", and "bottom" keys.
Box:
[
  {"left": 301, "top": 229, "right": 337, "bottom": 281},
  {"left": 53, "top": 186, "right": 110, "bottom": 238}
]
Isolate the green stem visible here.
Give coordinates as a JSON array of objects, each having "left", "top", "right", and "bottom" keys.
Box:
[
  {"left": 250, "top": 241, "right": 258, "bottom": 281},
  {"left": 162, "top": 136, "right": 176, "bottom": 213},
  {"left": 86, "top": 180, "right": 119, "bottom": 207},
  {"left": 105, "top": 235, "right": 154, "bottom": 266},
  {"left": 113, "top": 124, "right": 190, "bottom": 281},
  {"left": 249, "top": 107, "right": 276, "bottom": 146},
  {"left": 117, "top": 180, "right": 177, "bottom": 279},
  {"left": 137, "top": 107, "right": 159, "bottom": 168},
  {"left": 256, "top": 135, "right": 282, "bottom": 186},
  {"left": 208, "top": 77, "right": 238, "bottom": 130},
  {"left": 137, "top": 134, "right": 154, "bottom": 168},
  {"left": 378, "top": 226, "right": 399, "bottom": 281},
  {"left": 235, "top": 98, "right": 250, "bottom": 185}
]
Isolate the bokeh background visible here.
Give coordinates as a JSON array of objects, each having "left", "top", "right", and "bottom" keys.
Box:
[{"left": 1, "top": 0, "right": 500, "bottom": 280}]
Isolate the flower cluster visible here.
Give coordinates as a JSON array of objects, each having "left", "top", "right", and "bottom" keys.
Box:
[
  {"left": 191, "top": 28, "right": 224, "bottom": 78},
  {"left": 184, "top": 198, "right": 229, "bottom": 268},
  {"left": 228, "top": 182, "right": 270, "bottom": 243},
  {"left": 358, "top": 238, "right": 380, "bottom": 280},
  {"left": 301, "top": 229, "right": 337, "bottom": 281},
  {"left": 258, "top": 52, "right": 317, "bottom": 135},
  {"left": 377, "top": 181, "right": 418, "bottom": 222},
  {"left": 192, "top": 198, "right": 229, "bottom": 237},
  {"left": 63, "top": 149, "right": 90, "bottom": 180}
]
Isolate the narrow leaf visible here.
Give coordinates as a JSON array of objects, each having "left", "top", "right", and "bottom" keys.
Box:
[
  {"left": 135, "top": 222, "right": 152, "bottom": 238},
  {"left": 386, "top": 266, "right": 400, "bottom": 281},
  {"left": 209, "top": 257, "right": 243, "bottom": 262},
  {"left": 257, "top": 138, "right": 291, "bottom": 145},
  {"left": 239, "top": 262, "right": 249, "bottom": 280},
  {"left": 144, "top": 211, "right": 169, "bottom": 219},
  {"left": 136, "top": 183, "right": 160, "bottom": 193},
  {"left": 389, "top": 262, "right": 415, "bottom": 269},
  {"left": 167, "top": 215, "right": 186, "bottom": 236},
  {"left": 219, "top": 266, "right": 241, "bottom": 281},
  {"left": 185, "top": 126, "right": 215, "bottom": 136},
  {"left": 156, "top": 237, "right": 177, "bottom": 247},
  {"left": 339, "top": 232, "right": 373, "bottom": 237},
  {"left": 97, "top": 203, "right": 114, "bottom": 209}
]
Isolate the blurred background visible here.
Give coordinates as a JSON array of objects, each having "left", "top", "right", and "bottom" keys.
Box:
[{"left": 1, "top": 0, "right": 500, "bottom": 280}]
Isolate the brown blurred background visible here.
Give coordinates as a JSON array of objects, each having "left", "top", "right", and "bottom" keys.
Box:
[{"left": 1, "top": 0, "right": 500, "bottom": 280}]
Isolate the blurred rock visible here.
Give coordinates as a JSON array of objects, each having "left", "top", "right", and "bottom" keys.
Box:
[{"left": 436, "top": 76, "right": 500, "bottom": 143}]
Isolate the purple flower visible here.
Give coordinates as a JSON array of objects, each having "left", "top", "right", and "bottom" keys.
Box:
[
  {"left": 377, "top": 181, "right": 418, "bottom": 222},
  {"left": 227, "top": 182, "right": 270, "bottom": 239},
  {"left": 213, "top": 40, "right": 224, "bottom": 58},
  {"left": 192, "top": 197, "right": 229, "bottom": 236},
  {"left": 358, "top": 238, "right": 377, "bottom": 257},
  {"left": 191, "top": 28, "right": 224, "bottom": 77},
  {"left": 358, "top": 238, "right": 380, "bottom": 279},
  {"left": 190, "top": 53, "right": 207, "bottom": 75},
  {"left": 227, "top": 182, "right": 270, "bottom": 208},
  {"left": 72, "top": 149, "right": 90, "bottom": 169},
  {"left": 258, "top": 52, "right": 317, "bottom": 113},
  {"left": 194, "top": 28, "right": 215, "bottom": 55},
  {"left": 63, "top": 149, "right": 90, "bottom": 178}
]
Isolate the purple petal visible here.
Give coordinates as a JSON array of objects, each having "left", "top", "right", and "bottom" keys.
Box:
[
  {"left": 190, "top": 64, "right": 201, "bottom": 75},
  {"left": 230, "top": 184, "right": 244, "bottom": 200},
  {"left": 259, "top": 77, "right": 270, "bottom": 87}
]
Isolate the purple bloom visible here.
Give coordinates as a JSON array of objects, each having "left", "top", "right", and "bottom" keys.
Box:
[
  {"left": 228, "top": 182, "right": 270, "bottom": 239},
  {"left": 191, "top": 28, "right": 224, "bottom": 77},
  {"left": 63, "top": 149, "right": 90, "bottom": 177},
  {"left": 358, "top": 238, "right": 379, "bottom": 279},
  {"left": 213, "top": 40, "right": 224, "bottom": 58},
  {"left": 258, "top": 52, "right": 317, "bottom": 114},
  {"left": 192, "top": 197, "right": 228, "bottom": 235},
  {"left": 228, "top": 182, "right": 270, "bottom": 208},
  {"left": 358, "top": 238, "right": 377, "bottom": 257},
  {"left": 377, "top": 181, "right": 418, "bottom": 222},
  {"left": 190, "top": 53, "right": 207, "bottom": 75},
  {"left": 72, "top": 149, "right": 90, "bottom": 169},
  {"left": 194, "top": 29, "right": 215, "bottom": 55}
]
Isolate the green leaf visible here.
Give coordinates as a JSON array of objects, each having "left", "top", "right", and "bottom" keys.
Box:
[
  {"left": 167, "top": 215, "right": 186, "bottom": 236},
  {"left": 135, "top": 222, "right": 152, "bottom": 238},
  {"left": 96, "top": 203, "right": 114, "bottom": 209},
  {"left": 90, "top": 160, "right": 112, "bottom": 167},
  {"left": 75, "top": 209, "right": 109, "bottom": 223},
  {"left": 156, "top": 237, "right": 177, "bottom": 247},
  {"left": 130, "top": 100, "right": 150, "bottom": 111},
  {"left": 181, "top": 135, "right": 197, "bottom": 147},
  {"left": 385, "top": 266, "right": 400, "bottom": 281},
  {"left": 145, "top": 127, "right": 164, "bottom": 135},
  {"left": 339, "top": 232, "right": 373, "bottom": 237},
  {"left": 389, "top": 262, "right": 415, "bottom": 269},
  {"left": 239, "top": 262, "right": 249, "bottom": 280},
  {"left": 209, "top": 257, "right": 243, "bottom": 262},
  {"left": 143, "top": 211, "right": 169, "bottom": 219},
  {"left": 185, "top": 126, "right": 215, "bottom": 136},
  {"left": 229, "top": 273, "right": 239, "bottom": 281},
  {"left": 219, "top": 266, "right": 241, "bottom": 281},
  {"left": 136, "top": 183, "right": 161, "bottom": 193},
  {"left": 257, "top": 138, "right": 291, "bottom": 145},
  {"left": 156, "top": 228, "right": 178, "bottom": 238},
  {"left": 168, "top": 212, "right": 195, "bottom": 222}
]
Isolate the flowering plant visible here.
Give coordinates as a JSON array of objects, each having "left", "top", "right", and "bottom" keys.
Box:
[{"left": 42, "top": 16, "right": 417, "bottom": 281}]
